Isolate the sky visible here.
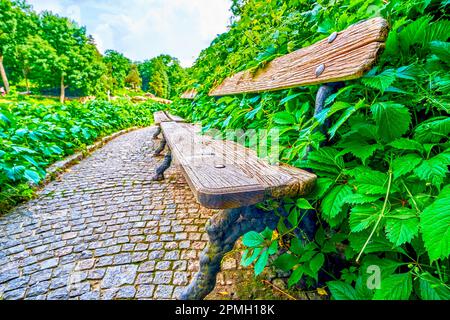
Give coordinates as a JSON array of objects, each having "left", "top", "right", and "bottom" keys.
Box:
[{"left": 27, "top": 0, "right": 233, "bottom": 67}]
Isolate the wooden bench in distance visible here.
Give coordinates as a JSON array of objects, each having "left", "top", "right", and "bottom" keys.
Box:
[{"left": 152, "top": 17, "right": 388, "bottom": 300}]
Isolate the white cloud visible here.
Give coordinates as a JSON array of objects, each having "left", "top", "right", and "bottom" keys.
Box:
[{"left": 27, "top": 0, "right": 232, "bottom": 67}]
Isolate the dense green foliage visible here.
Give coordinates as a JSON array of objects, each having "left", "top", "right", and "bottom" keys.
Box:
[
  {"left": 0, "top": 98, "right": 163, "bottom": 213},
  {"left": 138, "top": 55, "right": 187, "bottom": 99},
  {"left": 172, "top": 0, "right": 450, "bottom": 300},
  {"left": 0, "top": 0, "right": 187, "bottom": 100}
]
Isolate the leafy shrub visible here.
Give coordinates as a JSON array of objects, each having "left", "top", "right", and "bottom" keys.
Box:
[
  {"left": 0, "top": 98, "right": 163, "bottom": 212},
  {"left": 172, "top": 0, "right": 450, "bottom": 299}
]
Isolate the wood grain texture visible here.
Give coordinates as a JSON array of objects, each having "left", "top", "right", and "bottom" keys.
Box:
[
  {"left": 160, "top": 122, "right": 316, "bottom": 209},
  {"left": 209, "top": 18, "right": 388, "bottom": 96},
  {"left": 181, "top": 89, "right": 198, "bottom": 99}
]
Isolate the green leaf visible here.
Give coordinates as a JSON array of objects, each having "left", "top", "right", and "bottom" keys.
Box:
[
  {"left": 274, "top": 253, "right": 298, "bottom": 272},
  {"left": 414, "top": 153, "right": 449, "bottom": 188},
  {"left": 385, "top": 215, "right": 419, "bottom": 246},
  {"left": 321, "top": 185, "right": 352, "bottom": 226},
  {"left": 371, "top": 103, "right": 411, "bottom": 142},
  {"left": 309, "top": 253, "right": 325, "bottom": 275},
  {"left": 287, "top": 267, "right": 304, "bottom": 288},
  {"left": 362, "top": 69, "right": 397, "bottom": 93},
  {"left": 344, "top": 194, "right": 381, "bottom": 205},
  {"left": 243, "top": 231, "right": 265, "bottom": 247},
  {"left": 430, "top": 41, "right": 450, "bottom": 65},
  {"left": 373, "top": 273, "right": 412, "bottom": 300},
  {"left": 392, "top": 153, "right": 423, "bottom": 179},
  {"left": 328, "top": 281, "right": 359, "bottom": 300},
  {"left": 254, "top": 249, "right": 269, "bottom": 276},
  {"left": 388, "top": 138, "right": 424, "bottom": 152},
  {"left": 420, "top": 185, "right": 450, "bottom": 262},
  {"left": 338, "top": 139, "right": 380, "bottom": 165},
  {"left": 419, "top": 272, "right": 450, "bottom": 300},
  {"left": 414, "top": 117, "right": 450, "bottom": 144},
  {"left": 24, "top": 170, "right": 42, "bottom": 184},
  {"left": 350, "top": 203, "right": 382, "bottom": 233},
  {"left": 273, "top": 111, "right": 295, "bottom": 125},
  {"left": 296, "top": 198, "right": 313, "bottom": 209},
  {"left": 353, "top": 170, "right": 388, "bottom": 195},
  {"left": 241, "top": 248, "right": 262, "bottom": 267}
]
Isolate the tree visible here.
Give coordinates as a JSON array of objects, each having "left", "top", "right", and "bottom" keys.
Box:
[
  {"left": 139, "top": 55, "right": 186, "bottom": 98},
  {"left": 124, "top": 64, "right": 142, "bottom": 90},
  {"left": 103, "top": 50, "right": 131, "bottom": 93},
  {"left": 148, "top": 59, "right": 170, "bottom": 98},
  {"left": 15, "top": 35, "right": 56, "bottom": 92},
  {"left": 0, "top": 0, "right": 19, "bottom": 93}
]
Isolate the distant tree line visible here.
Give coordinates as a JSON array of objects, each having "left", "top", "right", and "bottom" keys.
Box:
[{"left": 0, "top": 0, "right": 187, "bottom": 102}]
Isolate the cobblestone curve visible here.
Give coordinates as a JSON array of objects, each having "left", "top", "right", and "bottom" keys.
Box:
[{"left": 0, "top": 127, "right": 240, "bottom": 300}]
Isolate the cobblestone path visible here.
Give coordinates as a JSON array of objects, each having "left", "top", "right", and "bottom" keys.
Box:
[{"left": 0, "top": 127, "right": 240, "bottom": 300}]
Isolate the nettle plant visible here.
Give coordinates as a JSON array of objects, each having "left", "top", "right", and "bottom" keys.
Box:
[{"left": 173, "top": 0, "right": 449, "bottom": 299}]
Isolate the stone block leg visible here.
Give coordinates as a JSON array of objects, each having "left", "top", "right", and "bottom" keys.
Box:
[
  {"left": 179, "top": 206, "right": 278, "bottom": 300},
  {"left": 151, "top": 151, "right": 172, "bottom": 181}
]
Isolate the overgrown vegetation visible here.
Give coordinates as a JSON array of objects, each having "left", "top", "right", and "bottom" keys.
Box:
[
  {"left": 0, "top": 98, "right": 163, "bottom": 213},
  {"left": 172, "top": 0, "right": 450, "bottom": 300}
]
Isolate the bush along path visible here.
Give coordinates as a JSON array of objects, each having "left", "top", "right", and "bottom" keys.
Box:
[
  {"left": 0, "top": 127, "right": 240, "bottom": 300},
  {"left": 0, "top": 99, "right": 163, "bottom": 213}
]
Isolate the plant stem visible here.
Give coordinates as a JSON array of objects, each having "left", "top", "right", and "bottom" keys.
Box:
[
  {"left": 356, "top": 168, "right": 393, "bottom": 263},
  {"left": 401, "top": 180, "right": 420, "bottom": 213}
]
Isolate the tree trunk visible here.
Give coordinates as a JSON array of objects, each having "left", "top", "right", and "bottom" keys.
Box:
[
  {"left": 23, "top": 69, "right": 30, "bottom": 93},
  {"left": 60, "top": 74, "right": 65, "bottom": 104},
  {"left": 0, "top": 55, "right": 10, "bottom": 94}
]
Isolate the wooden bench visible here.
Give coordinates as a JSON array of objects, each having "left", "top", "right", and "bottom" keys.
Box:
[{"left": 152, "top": 17, "right": 388, "bottom": 300}]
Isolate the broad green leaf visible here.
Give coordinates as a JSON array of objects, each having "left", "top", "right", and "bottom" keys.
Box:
[
  {"left": 296, "top": 198, "right": 313, "bottom": 209},
  {"left": 373, "top": 273, "right": 412, "bottom": 300},
  {"left": 288, "top": 267, "right": 304, "bottom": 288},
  {"left": 362, "top": 69, "right": 397, "bottom": 93},
  {"left": 420, "top": 185, "right": 450, "bottom": 261},
  {"left": 309, "top": 253, "right": 325, "bottom": 274},
  {"left": 254, "top": 249, "right": 269, "bottom": 276},
  {"left": 350, "top": 203, "right": 382, "bottom": 232},
  {"left": 419, "top": 272, "right": 450, "bottom": 300},
  {"left": 353, "top": 170, "right": 388, "bottom": 195},
  {"left": 273, "top": 111, "right": 295, "bottom": 125},
  {"left": 321, "top": 185, "right": 352, "bottom": 226},
  {"left": 24, "top": 170, "right": 42, "bottom": 184},
  {"left": 385, "top": 215, "right": 419, "bottom": 246},
  {"left": 243, "top": 231, "right": 265, "bottom": 247},
  {"left": 241, "top": 248, "right": 262, "bottom": 267},
  {"left": 371, "top": 103, "right": 411, "bottom": 142},
  {"left": 392, "top": 153, "right": 423, "bottom": 179},
  {"left": 414, "top": 153, "right": 449, "bottom": 188},
  {"left": 328, "top": 281, "right": 359, "bottom": 300},
  {"left": 274, "top": 253, "right": 298, "bottom": 272},
  {"left": 389, "top": 138, "right": 424, "bottom": 152}
]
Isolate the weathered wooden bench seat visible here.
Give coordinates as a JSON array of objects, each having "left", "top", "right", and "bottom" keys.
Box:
[
  {"left": 159, "top": 121, "right": 316, "bottom": 209},
  {"left": 153, "top": 17, "right": 388, "bottom": 300}
]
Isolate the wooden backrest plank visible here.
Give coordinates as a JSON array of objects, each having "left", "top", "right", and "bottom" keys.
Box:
[
  {"left": 181, "top": 89, "right": 198, "bottom": 100},
  {"left": 160, "top": 122, "right": 316, "bottom": 208},
  {"left": 209, "top": 17, "right": 388, "bottom": 96}
]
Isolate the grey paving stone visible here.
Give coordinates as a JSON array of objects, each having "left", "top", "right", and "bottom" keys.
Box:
[
  {"left": 154, "top": 285, "right": 174, "bottom": 299},
  {"left": 136, "top": 285, "right": 155, "bottom": 299},
  {"left": 116, "top": 286, "right": 136, "bottom": 299},
  {"left": 101, "top": 265, "right": 138, "bottom": 289}
]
